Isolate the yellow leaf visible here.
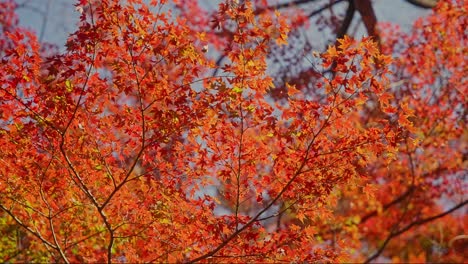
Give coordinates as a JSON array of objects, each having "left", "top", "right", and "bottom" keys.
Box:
[
  {"left": 197, "top": 32, "right": 206, "bottom": 41},
  {"left": 246, "top": 60, "right": 255, "bottom": 68},
  {"left": 232, "top": 86, "right": 243, "bottom": 93},
  {"left": 65, "top": 79, "right": 73, "bottom": 92}
]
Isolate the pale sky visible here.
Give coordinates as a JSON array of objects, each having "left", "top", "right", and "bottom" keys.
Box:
[{"left": 15, "top": 0, "right": 432, "bottom": 49}]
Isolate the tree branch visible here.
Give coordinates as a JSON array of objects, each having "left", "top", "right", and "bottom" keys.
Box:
[
  {"left": 308, "top": 0, "right": 346, "bottom": 18},
  {"left": 254, "top": 0, "right": 321, "bottom": 14},
  {"left": 186, "top": 83, "right": 342, "bottom": 263},
  {"left": 406, "top": 0, "right": 439, "bottom": 9},
  {"left": 353, "top": 0, "right": 380, "bottom": 45},
  {"left": 0, "top": 204, "right": 57, "bottom": 251},
  {"left": 364, "top": 199, "right": 468, "bottom": 263},
  {"left": 336, "top": 0, "right": 355, "bottom": 41}
]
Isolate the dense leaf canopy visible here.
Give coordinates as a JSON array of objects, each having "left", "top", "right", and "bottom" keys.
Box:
[{"left": 0, "top": 0, "right": 466, "bottom": 262}]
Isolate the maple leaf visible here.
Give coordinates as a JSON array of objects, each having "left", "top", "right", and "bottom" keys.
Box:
[{"left": 0, "top": 0, "right": 466, "bottom": 263}]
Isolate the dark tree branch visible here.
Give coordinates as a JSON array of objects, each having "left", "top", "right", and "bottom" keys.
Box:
[
  {"left": 360, "top": 167, "right": 452, "bottom": 225},
  {"left": 360, "top": 187, "right": 414, "bottom": 224},
  {"left": 212, "top": 54, "right": 226, "bottom": 78},
  {"left": 38, "top": 0, "right": 51, "bottom": 42},
  {"left": 406, "top": 0, "right": 439, "bottom": 9},
  {"left": 255, "top": 0, "right": 321, "bottom": 14},
  {"left": 336, "top": 0, "right": 355, "bottom": 40},
  {"left": 364, "top": 199, "right": 468, "bottom": 263},
  {"left": 308, "top": 0, "right": 346, "bottom": 18},
  {"left": 353, "top": 0, "right": 380, "bottom": 45}
]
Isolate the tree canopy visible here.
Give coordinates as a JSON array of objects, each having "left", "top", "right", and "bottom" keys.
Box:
[{"left": 0, "top": 0, "right": 466, "bottom": 262}]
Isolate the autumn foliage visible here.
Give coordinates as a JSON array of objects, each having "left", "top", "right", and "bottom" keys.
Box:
[{"left": 0, "top": 0, "right": 466, "bottom": 263}]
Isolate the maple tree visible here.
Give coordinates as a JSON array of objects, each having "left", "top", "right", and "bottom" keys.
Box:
[{"left": 0, "top": 0, "right": 466, "bottom": 263}]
